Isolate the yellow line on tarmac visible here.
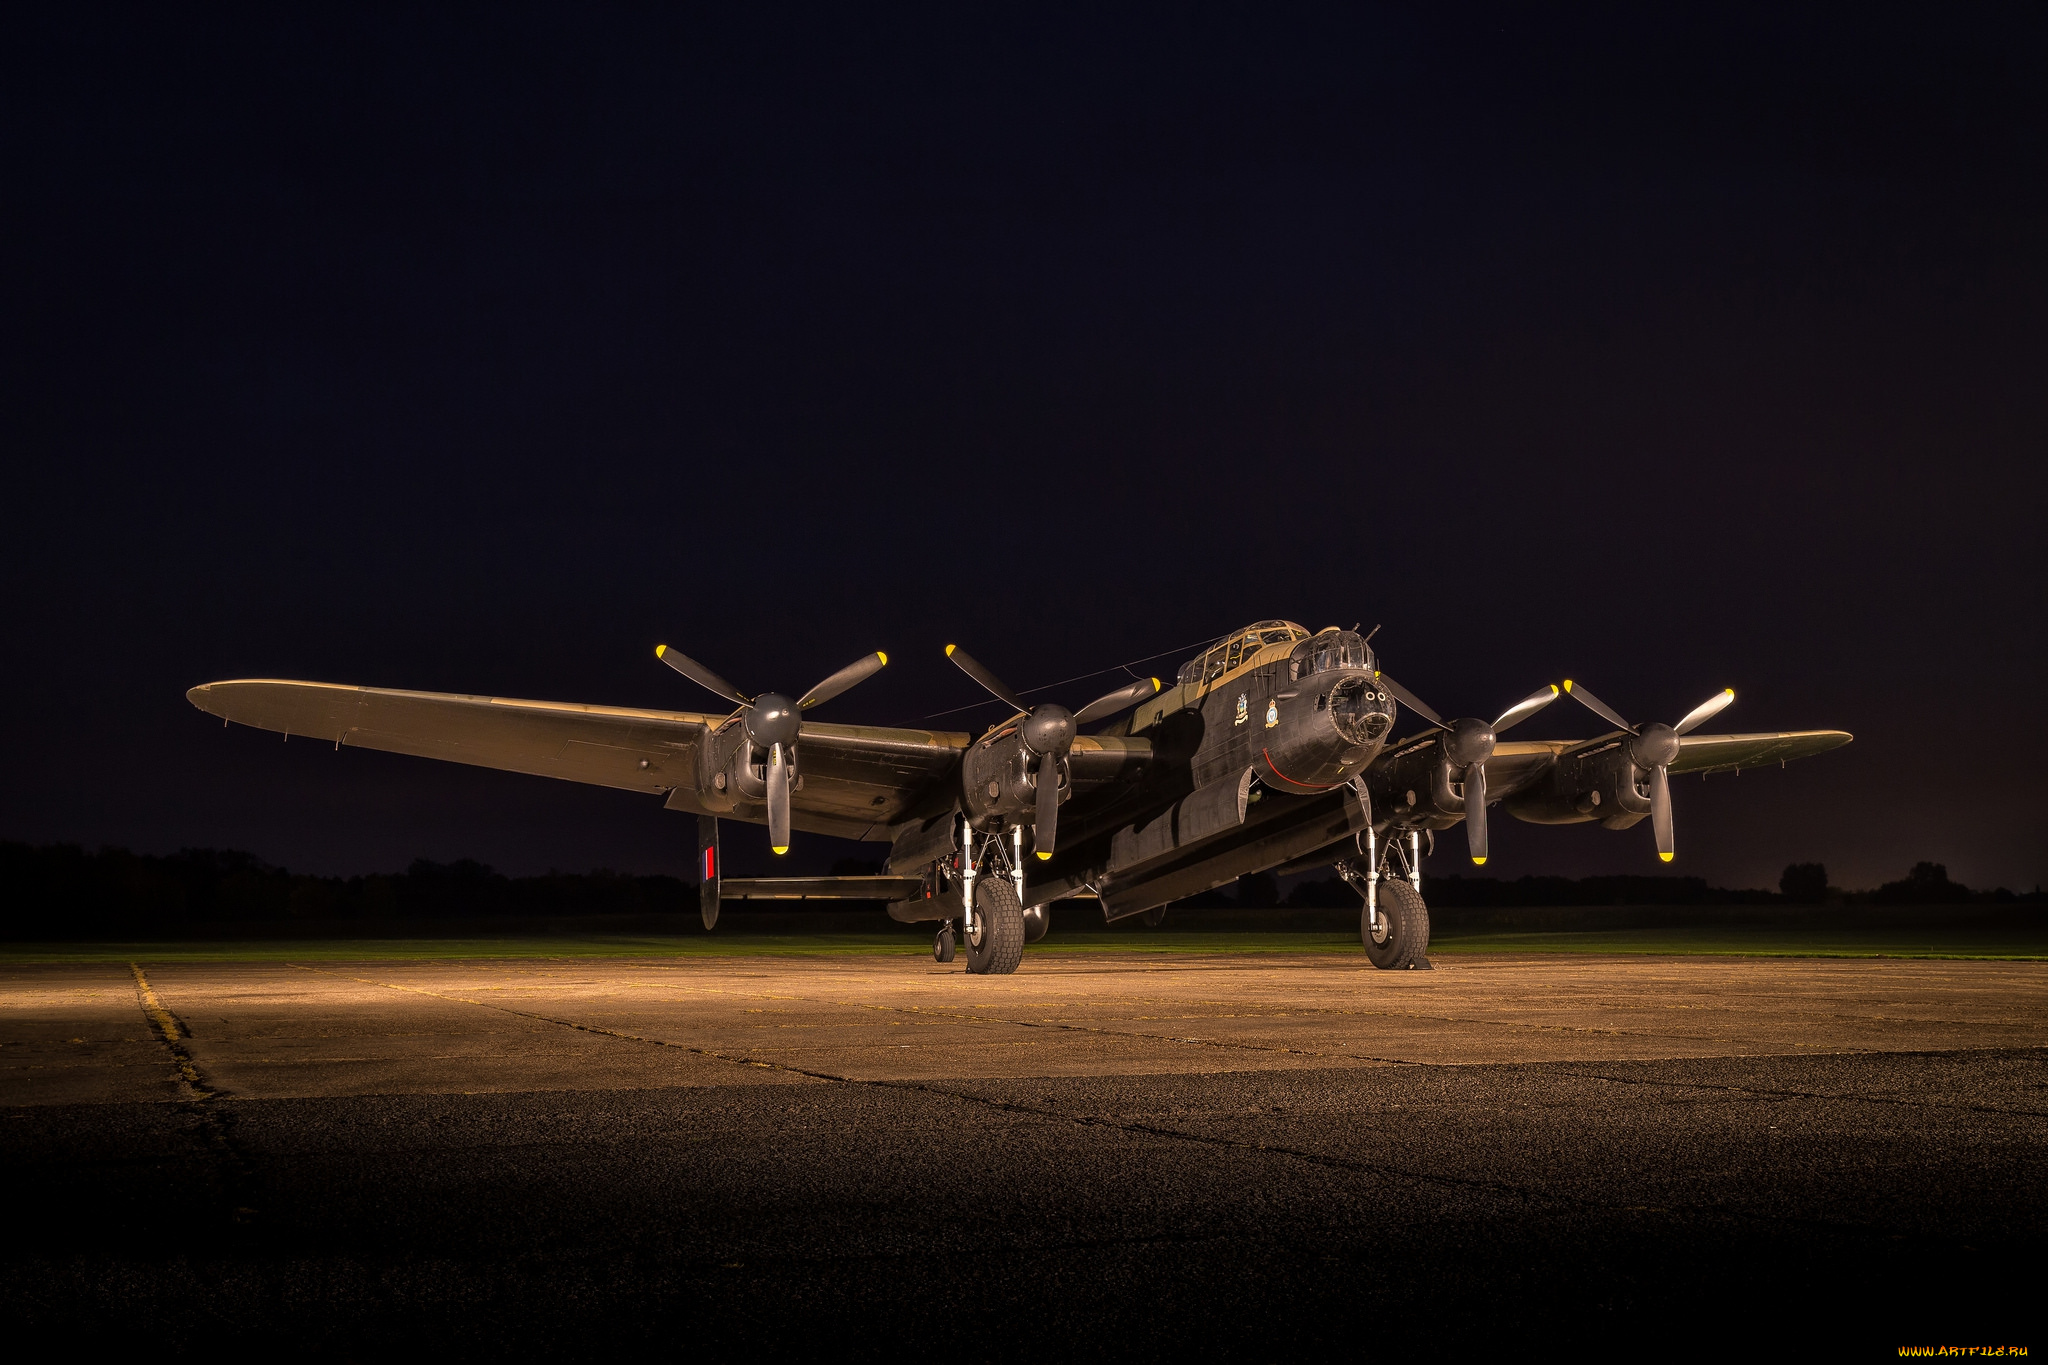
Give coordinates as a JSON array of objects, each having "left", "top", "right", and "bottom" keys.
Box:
[{"left": 129, "top": 962, "right": 211, "bottom": 1099}]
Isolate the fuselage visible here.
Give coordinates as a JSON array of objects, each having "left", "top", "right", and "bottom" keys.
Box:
[
  {"left": 1122, "top": 620, "right": 1396, "bottom": 794},
  {"left": 1010, "top": 621, "right": 1399, "bottom": 912}
]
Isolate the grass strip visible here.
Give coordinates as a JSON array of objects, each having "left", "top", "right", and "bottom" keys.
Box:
[{"left": 1, "top": 926, "right": 2043, "bottom": 964}]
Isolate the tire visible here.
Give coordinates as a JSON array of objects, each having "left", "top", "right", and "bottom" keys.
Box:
[
  {"left": 966, "top": 877, "right": 1025, "bottom": 975},
  {"left": 1021, "top": 904, "right": 1050, "bottom": 944},
  {"left": 1362, "top": 879, "right": 1431, "bottom": 970},
  {"left": 933, "top": 923, "right": 956, "bottom": 963}
]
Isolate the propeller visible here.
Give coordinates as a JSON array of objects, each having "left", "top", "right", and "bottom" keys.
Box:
[
  {"left": 1559, "top": 680, "right": 1735, "bottom": 862},
  {"left": 654, "top": 644, "right": 888, "bottom": 854},
  {"left": 946, "top": 645, "right": 1161, "bottom": 859},
  {"left": 1376, "top": 671, "right": 1562, "bottom": 867}
]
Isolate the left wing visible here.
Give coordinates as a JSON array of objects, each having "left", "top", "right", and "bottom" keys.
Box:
[
  {"left": 1374, "top": 727, "right": 1854, "bottom": 804},
  {"left": 1669, "top": 728, "right": 1853, "bottom": 774}
]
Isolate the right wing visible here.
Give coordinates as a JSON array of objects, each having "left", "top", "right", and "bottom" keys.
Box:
[
  {"left": 189, "top": 679, "right": 1154, "bottom": 843},
  {"left": 188, "top": 679, "right": 713, "bottom": 793}
]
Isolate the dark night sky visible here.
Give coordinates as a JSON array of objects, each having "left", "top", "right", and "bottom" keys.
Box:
[{"left": 3, "top": 6, "right": 2043, "bottom": 892}]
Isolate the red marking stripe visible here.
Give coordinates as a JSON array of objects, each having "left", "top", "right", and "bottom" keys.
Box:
[
  {"left": 702, "top": 847, "right": 716, "bottom": 880},
  {"left": 1261, "top": 747, "right": 1339, "bottom": 792}
]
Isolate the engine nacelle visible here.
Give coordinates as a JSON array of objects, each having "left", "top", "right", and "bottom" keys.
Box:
[
  {"left": 1503, "top": 741, "right": 1653, "bottom": 829},
  {"left": 959, "top": 725, "right": 1066, "bottom": 831},
  {"left": 694, "top": 718, "right": 801, "bottom": 814},
  {"left": 1364, "top": 732, "right": 1468, "bottom": 831}
]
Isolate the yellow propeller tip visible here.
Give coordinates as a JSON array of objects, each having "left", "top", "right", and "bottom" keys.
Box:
[
  {"left": 1562, "top": 679, "right": 1574, "bottom": 691},
  {"left": 876, "top": 651, "right": 887, "bottom": 666},
  {"left": 944, "top": 644, "right": 956, "bottom": 657},
  {"left": 1036, "top": 851, "right": 1051, "bottom": 861},
  {"left": 1472, "top": 857, "right": 1487, "bottom": 866},
  {"left": 1548, "top": 684, "right": 1560, "bottom": 695},
  {"left": 1150, "top": 678, "right": 1161, "bottom": 690},
  {"left": 1658, "top": 852, "right": 1674, "bottom": 863},
  {"left": 654, "top": 644, "right": 667, "bottom": 658},
  {"left": 771, "top": 846, "right": 788, "bottom": 856}
]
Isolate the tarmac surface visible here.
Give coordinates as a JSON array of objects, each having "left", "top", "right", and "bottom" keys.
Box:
[{"left": 4, "top": 948, "right": 2043, "bottom": 1355}]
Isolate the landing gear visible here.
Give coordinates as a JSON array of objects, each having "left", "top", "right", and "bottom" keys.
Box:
[
  {"left": 1363, "top": 879, "right": 1431, "bottom": 970},
  {"left": 1335, "top": 827, "right": 1433, "bottom": 971},
  {"left": 933, "top": 922, "right": 956, "bottom": 962},
  {"left": 965, "top": 877, "right": 1025, "bottom": 975}
]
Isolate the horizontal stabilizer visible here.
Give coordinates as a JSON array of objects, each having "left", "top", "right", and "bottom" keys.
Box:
[{"left": 720, "top": 875, "right": 925, "bottom": 901}]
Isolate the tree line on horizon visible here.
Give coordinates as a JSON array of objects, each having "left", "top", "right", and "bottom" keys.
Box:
[{"left": 0, "top": 841, "right": 2037, "bottom": 936}]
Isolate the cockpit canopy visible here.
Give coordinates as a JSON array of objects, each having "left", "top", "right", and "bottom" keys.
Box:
[
  {"left": 1288, "top": 628, "right": 1375, "bottom": 681},
  {"left": 1175, "top": 621, "right": 1310, "bottom": 687}
]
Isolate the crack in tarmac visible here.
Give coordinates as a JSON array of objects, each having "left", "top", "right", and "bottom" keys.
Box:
[
  {"left": 127, "top": 963, "right": 264, "bottom": 1226},
  {"left": 458, "top": 965, "right": 2048, "bottom": 1105},
  {"left": 284, "top": 962, "right": 2024, "bottom": 1250}
]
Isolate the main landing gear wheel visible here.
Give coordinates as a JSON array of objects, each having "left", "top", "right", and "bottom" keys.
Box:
[
  {"left": 1363, "top": 880, "right": 1432, "bottom": 971},
  {"left": 933, "top": 922, "right": 956, "bottom": 963},
  {"left": 966, "top": 878, "right": 1025, "bottom": 975}
]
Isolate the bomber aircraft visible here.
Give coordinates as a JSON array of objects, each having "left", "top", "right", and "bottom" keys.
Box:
[{"left": 188, "top": 620, "right": 1851, "bottom": 974}]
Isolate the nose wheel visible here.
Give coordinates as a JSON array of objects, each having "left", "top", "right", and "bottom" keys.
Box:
[{"left": 932, "top": 922, "right": 956, "bottom": 962}]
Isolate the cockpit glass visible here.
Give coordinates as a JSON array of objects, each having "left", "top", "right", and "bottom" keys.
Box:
[
  {"left": 1179, "top": 622, "right": 1310, "bottom": 689},
  {"left": 1292, "top": 629, "right": 1374, "bottom": 679}
]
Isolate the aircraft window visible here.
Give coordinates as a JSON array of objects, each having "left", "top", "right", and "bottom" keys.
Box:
[
  {"left": 1189, "top": 623, "right": 1309, "bottom": 687},
  {"left": 1294, "top": 629, "right": 1375, "bottom": 677}
]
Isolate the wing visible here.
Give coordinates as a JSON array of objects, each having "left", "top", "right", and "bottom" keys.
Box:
[
  {"left": 1069, "top": 733, "right": 1153, "bottom": 784},
  {"left": 1669, "top": 728, "right": 1853, "bottom": 775},
  {"left": 189, "top": 679, "right": 711, "bottom": 792},
  {"left": 703, "top": 716, "right": 968, "bottom": 838},
  {"left": 1480, "top": 729, "right": 1852, "bottom": 787},
  {"left": 186, "top": 678, "right": 1018, "bottom": 842}
]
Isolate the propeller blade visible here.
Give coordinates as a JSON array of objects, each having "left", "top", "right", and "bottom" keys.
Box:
[
  {"left": 1649, "top": 763, "right": 1673, "bottom": 862},
  {"left": 1375, "top": 672, "right": 1450, "bottom": 732},
  {"left": 1561, "top": 680, "right": 1636, "bottom": 734},
  {"left": 1465, "top": 761, "right": 1489, "bottom": 866},
  {"left": 1672, "top": 688, "right": 1736, "bottom": 736},
  {"left": 766, "top": 743, "right": 791, "bottom": 855},
  {"left": 798, "top": 651, "right": 888, "bottom": 710},
  {"left": 1034, "top": 756, "right": 1060, "bottom": 858},
  {"left": 944, "top": 644, "right": 1028, "bottom": 713},
  {"left": 655, "top": 645, "right": 750, "bottom": 707},
  {"left": 1073, "top": 676, "right": 1162, "bottom": 726},
  {"left": 1493, "top": 684, "right": 1561, "bottom": 735}
]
